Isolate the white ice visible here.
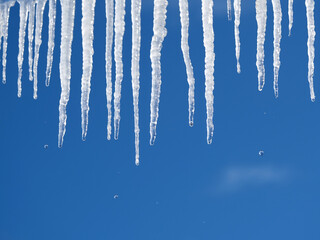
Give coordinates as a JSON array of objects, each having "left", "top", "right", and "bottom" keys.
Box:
[
  {"left": 33, "top": 0, "right": 48, "bottom": 99},
  {"left": 17, "top": 0, "right": 28, "bottom": 97},
  {"left": 150, "top": 0, "right": 168, "bottom": 145},
  {"left": 105, "top": 0, "right": 114, "bottom": 140},
  {"left": 131, "top": 0, "right": 141, "bottom": 165},
  {"left": 305, "top": 0, "right": 316, "bottom": 101},
  {"left": 179, "top": 0, "right": 195, "bottom": 127},
  {"left": 81, "top": 0, "right": 96, "bottom": 141},
  {"left": 0, "top": 0, "right": 15, "bottom": 84},
  {"left": 227, "top": 0, "right": 231, "bottom": 21},
  {"left": 27, "top": 0, "right": 35, "bottom": 82},
  {"left": 58, "top": 0, "right": 76, "bottom": 148},
  {"left": 113, "top": 0, "right": 126, "bottom": 140},
  {"left": 255, "top": 0, "right": 267, "bottom": 91},
  {"left": 45, "top": 0, "right": 57, "bottom": 86},
  {"left": 233, "top": 0, "right": 241, "bottom": 73},
  {"left": 201, "top": 0, "right": 215, "bottom": 144},
  {"left": 288, "top": 0, "right": 293, "bottom": 36},
  {"left": 272, "top": 0, "right": 282, "bottom": 98}
]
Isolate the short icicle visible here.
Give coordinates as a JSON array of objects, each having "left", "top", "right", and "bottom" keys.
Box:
[
  {"left": 131, "top": 0, "right": 142, "bottom": 165},
  {"left": 33, "top": 0, "right": 48, "bottom": 99},
  {"left": 227, "top": 0, "right": 231, "bottom": 21},
  {"left": 105, "top": 0, "right": 114, "bottom": 140},
  {"left": 27, "top": 1, "right": 36, "bottom": 82},
  {"left": 201, "top": 0, "right": 215, "bottom": 144},
  {"left": 233, "top": 0, "right": 241, "bottom": 73},
  {"left": 58, "top": 0, "right": 76, "bottom": 148},
  {"left": 179, "top": 0, "right": 195, "bottom": 126},
  {"left": 0, "top": 0, "right": 15, "bottom": 84},
  {"left": 149, "top": 0, "right": 168, "bottom": 145},
  {"left": 113, "top": 0, "right": 126, "bottom": 140},
  {"left": 272, "top": 0, "right": 282, "bottom": 98},
  {"left": 288, "top": 0, "right": 293, "bottom": 36},
  {"left": 17, "top": 0, "right": 29, "bottom": 97},
  {"left": 305, "top": 0, "right": 316, "bottom": 101},
  {"left": 45, "top": 0, "right": 57, "bottom": 86},
  {"left": 255, "top": 0, "right": 267, "bottom": 91}
]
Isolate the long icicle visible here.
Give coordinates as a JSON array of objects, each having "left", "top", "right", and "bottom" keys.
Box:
[
  {"left": 179, "top": 0, "right": 195, "bottom": 127},
  {"left": 17, "top": 1, "right": 29, "bottom": 97},
  {"left": 45, "top": 0, "right": 57, "bottom": 86},
  {"left": 27, "top": 1, "right": 35, "bottom": 82},
  {"left": 58, "top": 0, "right": 76, "bottom": 148},
  {"left": 288, "top": 0, "right": 293, "bottom": 36},
  {"left": 131, "top": 0, "right": 141, "bottom": 165},
  {"left": 255, "top": 0, "right": 267, "bottom": 91},
  {"left": 234, "top": 0, "right": 241, "bottom": 73},
  {"left": 0, "top": 0, "right": 15, "bottom": 84},
  {"left": 272, "top": 0, "right": 282, "bottom": 98},
  {"left": 305, "top": 0, "right": 315, "bottom": 101},
  {"left": 33, "top": 0, "right": 48, "bottom": 99},
  {"left": 149, "top": 0, "right": 168, "bottom": 145},
  {"left": 201, "top": 0, "right": 215, "bottom": 144},
  {"left": 81, "top": 0, "right": 96, "bottom": 141},
  {"left": 227, "top": 0, "right": 232, "bottom": 21},
  {"left": 113, "top": 0, "right": 126, "bottom": 140},
  {"left": 105, "top": 0, "right": 114, "bottom": 140}
]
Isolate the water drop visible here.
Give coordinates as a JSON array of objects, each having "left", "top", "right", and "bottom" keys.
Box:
[
  {"left": 44, "top": 144, "right": 48, "bottom": 149},
  {"left": 259, "top": 150, "right": 264, "bottom": 156}
]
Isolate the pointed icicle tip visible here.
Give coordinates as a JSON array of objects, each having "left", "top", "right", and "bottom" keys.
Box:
[
  {"left": 135, "top": 159, "right": 140, "bottom": 166},
  {"left": 82, "top": 134, "right": 86, "bottom": 141}
]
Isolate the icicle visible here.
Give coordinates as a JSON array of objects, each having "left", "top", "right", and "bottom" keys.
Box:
[
  {"left": 81, "top": 0, "right": 96, "bottom": 141},
  {"left": 17, "top": 1, "right": 29, "bottom": 97},
  {"left": 201, "top": 0, "right": 215, "bottom": 144},
  {"left": 27, "top": 1, "right": 35, "bottom": 82},
  {"left": 0, "top": 0, "right": 15, "bottom": 84},
  {"left": 113, "top": 0, "right": 126, "bottom": 140},
  {"left": 272, "top": 0, "right": 282, "bottom": 98},
  {"left": 58, "top": 0, "right": 76, "bottom": 148},
  {"left": 33, "top": 0, "right": 48, "bottom": 99},
  {"left": 233, "top": 0, "right": 241, "bottom": 73},
  {"left": 105, "top": 0, "right": 114, "bottom": 140},
  {"left": 227, "top": 0, "right": 231, "bottom": 21},
  {"left": 255, "top": 0, "right": 267, "bottom": 91},
  {"left": 288, "top": 0, "right": 293, "bottom": 36},
  {"left": 305, "top": 0, "right": 315, "bottom": 101},
  {"left": 179, "top": 0, "right": 195, "bottom": 127},
  {"left": 45, "top": 0, "right": 57, "bottom": 86},
  {"left": 131, "top": 0, "right": 141, "bottom": 165},
  {"left": 149, "top": 0, "right": 168, "bottom": 145}
]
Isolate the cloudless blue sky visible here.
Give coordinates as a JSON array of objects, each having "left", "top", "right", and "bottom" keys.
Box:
[{"left": 1, "top": 0, "right": 320, "bottom": 239}]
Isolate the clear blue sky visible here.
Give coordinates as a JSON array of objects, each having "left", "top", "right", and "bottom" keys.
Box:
[{"left": 1, "top": 1, "right": 320, "bottom": 239}]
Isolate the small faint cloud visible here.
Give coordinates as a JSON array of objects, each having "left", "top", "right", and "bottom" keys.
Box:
[{"left": 214, "top": 165, "right": 291, "bottom": 194}]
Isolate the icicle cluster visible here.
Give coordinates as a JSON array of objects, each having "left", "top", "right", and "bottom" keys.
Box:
[{"left": 0, "top": 0, "right": 318, "bottom": 164}]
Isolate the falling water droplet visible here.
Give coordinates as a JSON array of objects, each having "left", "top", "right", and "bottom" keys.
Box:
[
  {"left": 259, "top": 150, "right": 264, "bottom": 156},
  {"left": 44, "top": 144, "right": 48, "bottom": 149},
  {"left": 113, "top": 194, "right": 119, "bottom": 199}
]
